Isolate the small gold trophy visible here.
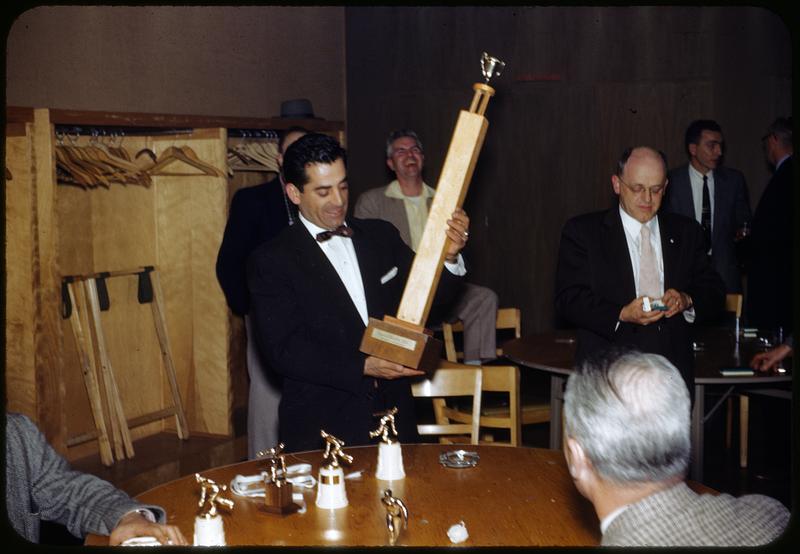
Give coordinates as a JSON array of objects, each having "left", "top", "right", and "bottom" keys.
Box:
[
  {"left": 381, "top": 489, "right": 409, "bottom": 545},
  {"left": 193, "top": 474, "right": 234, "bottom": 546},
  {"left": 315, "top": 430, "right": 354, "bottom": 509},
  {"left": 371, "top": 407, "right": 406, "bottom": 480},
  {"left": 259, "top": 442, "right": 298, "bottom": 514},
  {"left": 360, "top": 52, "right": 506, "bottom": 372}
]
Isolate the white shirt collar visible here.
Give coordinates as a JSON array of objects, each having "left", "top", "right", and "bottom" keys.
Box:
[
  {"left": 776, "top": 153, "right": 791, "bottom": 171},
  {"left": 688, "top": 163, "right": 712, "bottom": 182},
  {"left": 600, "top": 504, "right": 630, "bottom": 534},
  {"left": 298, "top": 212, "right": 349, "bottom": 239},
  {"left": 618, "top": 205, "right": 657, "bottom": 238},
  {"left": 385, "top": 179, "right": 436, "bottom": 200}
]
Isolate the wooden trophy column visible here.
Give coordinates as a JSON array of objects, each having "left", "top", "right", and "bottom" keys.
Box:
[{"left": 360, "top": 53, "right": 505, "bottom": 372}]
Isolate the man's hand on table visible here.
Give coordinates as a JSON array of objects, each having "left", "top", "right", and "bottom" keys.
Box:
[{"left": 109, "top": 511, "right": 189, "bottom": 546}]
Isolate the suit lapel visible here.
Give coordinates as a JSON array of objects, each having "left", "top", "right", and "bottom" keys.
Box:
[
  {"left": 658, "top": 214, "right": 680, "bottom": 290},
  {"left": 350, "top": 219, "right": 386, "bottom": 320},
  {"left": 603, "top": 208, "right": 636, "bottom": 300},
  {"left": 711, "top": 169, "right": 727, "bottom": 244},
  {"left": 674, "top": 166, "right": 695, "bottom": 218}
]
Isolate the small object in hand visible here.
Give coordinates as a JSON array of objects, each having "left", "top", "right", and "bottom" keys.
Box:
[
  {"left": 650, "top": 298, "right": 668, "bottom": 311},
  {"left": 447, "top": 520, "right": 469, "bottom": 544},
  {"left": 642, "top": 296, "right": 652, "bottom": 312}
]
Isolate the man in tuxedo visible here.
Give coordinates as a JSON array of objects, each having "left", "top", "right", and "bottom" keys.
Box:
[
  {"left": 745, "top": 116, "right": 793, "bottom": 336},
  {"left": 563, "top": 351, "right": 788, "bottom": 546},
  {"left": 555, "top": 146, "right": 725, "bottom": 393},
  {"left": 247, "top": 133, "right": 469, "bottom": 452},
  {"left": 663, "top": 120, "right": 751, "bottom": 293},
  {"left": 216, "top": 125, "right": 307, "bottom": 459},
  {"left": 355, "top": 129, "right": 499, "bottom": 364}
]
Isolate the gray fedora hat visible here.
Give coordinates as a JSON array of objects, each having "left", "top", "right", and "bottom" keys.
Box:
[{"left": 279, "top": 98, "right": 317, "bottom": 119}]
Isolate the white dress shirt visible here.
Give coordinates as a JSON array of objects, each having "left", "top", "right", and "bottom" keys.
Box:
[
  {"left": 299, "top": 214, "right": 467, "bottom": 327},
  {"left": 619, "top": 207, "right": 664, "bottom": 299},
  {"left": 688, "top": 164, "right": 715, "bottom": 232},
  {"left": 618, "top": 207, "right": 695, "bottom": 323},
  {"left": 299, "top": 214, "right": 369, "bottom": 326}
]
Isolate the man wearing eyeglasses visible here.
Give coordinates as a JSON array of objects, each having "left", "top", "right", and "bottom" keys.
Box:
[
  {"left": 555, "top": 146, "right": 725, "bottom": 393},
  {"left": 663, "top": 120, "right": 752, "bottom": 294},
  {"left": 355, "top": 129, "right": 500, "bottom": 365}
]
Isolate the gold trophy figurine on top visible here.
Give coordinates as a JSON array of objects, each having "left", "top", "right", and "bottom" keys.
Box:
[
  {"left": 360, "top": 52, "right": 506, "bottom": 372},
  {"left": 193, "top": 474, "right": 234, "bottom": 546},
  {"left": 371, "top": 407, "right": 406, "bottom": 480},
  {"left": 316, "top": 430, "right": 354, "bottom": 509},
  {"left": 260, "top": 443, "right": 298, "bottom": 514}
]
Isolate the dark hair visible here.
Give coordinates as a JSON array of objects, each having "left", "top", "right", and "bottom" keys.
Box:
[
  {"left": 281, "top": 133, "right": 347, "bottom": 191},
  {"left": 765, "top": 117, "right": 792, "bottom": 148},
  {"left": 616, "top": 146, "right": 668, "bottom": 177},
  {"left": 684, "top": 119, "right": 722, "bottom": 156},
  {"left": 385, "top": 129, "right": 423, "bottom": 158},
  {"left": 278, "top": 126, "right": 309, "bottom": 154}
]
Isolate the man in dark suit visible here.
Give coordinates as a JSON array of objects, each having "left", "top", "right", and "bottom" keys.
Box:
[
  {"left": 663, "top": 120, "right": 751, "bottom": 293},
  {"left": 247, "top": 133, "right": 469, "bottom": 453},
  {"left": 216, "top": 125, "right": 307, "bottom": 459},
  {"left": 745, "top": 116, "right": 793, "bottom": 336},
  {"left": 555, "top": 146, "right": 725, "bottom": 392}
]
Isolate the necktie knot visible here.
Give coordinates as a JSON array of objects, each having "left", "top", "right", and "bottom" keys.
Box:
[{"left": 316, "top": 224, "right": 353, "bottom": 242}]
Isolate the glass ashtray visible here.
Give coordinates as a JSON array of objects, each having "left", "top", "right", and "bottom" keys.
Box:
[{"left": 439, "top": 449, "right": 480, "bottom": 468}]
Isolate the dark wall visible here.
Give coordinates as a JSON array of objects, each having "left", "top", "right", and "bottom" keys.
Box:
[{"left": 345, "top": 6, "right": 792, "bottom": 334}]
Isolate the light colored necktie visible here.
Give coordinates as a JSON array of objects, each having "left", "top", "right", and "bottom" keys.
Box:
[{"left": 639, "top": 224, "right": 660, "bottom": 298}]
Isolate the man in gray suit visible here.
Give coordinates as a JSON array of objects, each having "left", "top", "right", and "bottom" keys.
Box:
[
  {"left": 663, "top": 120, "right": 751, "bottom": 292},
  {"left": 563, "top": 351, "right": 788, "bottom": 546},
  {"left": 5, "top": 413, "right": 187, "bottom": 545},
  {"left": 355, "top": 129, "right": 499, "bottom": 364}
]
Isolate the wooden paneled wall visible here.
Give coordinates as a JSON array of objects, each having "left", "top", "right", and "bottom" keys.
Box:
[{"left": 345, "top": 6, "right": 792, "bottom": 334}]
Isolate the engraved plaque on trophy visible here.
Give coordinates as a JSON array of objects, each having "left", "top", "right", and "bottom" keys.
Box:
[{"left": 360, "top": 52, "right": 505, "bottom": 372}]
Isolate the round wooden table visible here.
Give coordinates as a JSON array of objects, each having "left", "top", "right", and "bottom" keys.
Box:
[
  {"left": 502, "top": 327, "right": 792, "bottom": 481},
  {"left": 87, "top": 444, "right": 601, "bottom": 546}
]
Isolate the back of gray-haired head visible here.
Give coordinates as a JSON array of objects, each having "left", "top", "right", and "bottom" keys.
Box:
[
  {"left": 386, "top": 129, "right": 423, "bottom": 158},
  {"left": 766, "top": 117, "right": 792, "bottom": 149},
  {"left": 563, "top": 350, "right": 690, "bottom": 484}
]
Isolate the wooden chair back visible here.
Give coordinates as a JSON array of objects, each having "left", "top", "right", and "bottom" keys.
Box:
[
  {"left": 442, "top": 307, "right": 521, "bottom": 362},
  {"left": 411, "top": 366, "right": 482, "bottom": 444},
  {"left": 725, "top": 293, "right": 743, "bottom": 318},
  {"left": 437, "top": 361, "right": 522, "bottom": 446}
]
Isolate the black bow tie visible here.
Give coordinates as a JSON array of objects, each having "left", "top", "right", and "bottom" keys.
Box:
[{"left": 315, "top": 225, "right": 354, "bottom": 242}]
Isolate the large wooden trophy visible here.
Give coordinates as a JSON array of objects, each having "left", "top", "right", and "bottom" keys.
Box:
[{"left": 360, "top": 52, "right": 505, "bottom": 372}]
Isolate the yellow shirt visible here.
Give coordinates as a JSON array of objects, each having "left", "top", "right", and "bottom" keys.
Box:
[{"left": 385, "top": 180, "right": 436, "bottom": 251}]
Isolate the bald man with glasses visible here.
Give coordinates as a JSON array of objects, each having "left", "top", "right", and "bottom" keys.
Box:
[{"left": 555, "top": 146, "right": 725, "bottom": 394}]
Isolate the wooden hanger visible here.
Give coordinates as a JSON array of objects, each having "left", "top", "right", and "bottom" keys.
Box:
[{"left": 147, "top": 145, "right": 225, "bottom": 177}]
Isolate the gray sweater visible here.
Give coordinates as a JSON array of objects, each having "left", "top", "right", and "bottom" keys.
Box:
[{"left": 5, "top": 412, "right": 164, "bottom": 543}]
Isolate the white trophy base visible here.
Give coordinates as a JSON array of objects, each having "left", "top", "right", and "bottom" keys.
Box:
[
  {"left": 375, "top": 442, "right": 406, "bottom": 480},
  {"left": 194, "top": 514, "right": 226, "bottom": 546},
  {"left": 316, "top": 466, "right": 348, "bottom": 509}
]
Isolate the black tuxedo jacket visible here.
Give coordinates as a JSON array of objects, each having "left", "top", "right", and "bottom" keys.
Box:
[
  {"left": 745, "top": 157, "right": 794, "bottom": 334},
  {"left": 555, "top": 208, "right": 725, "bottom": 390},
  {"left": 216, "top": 177, "right": 296, "bottom": 316},
  {"left": 247, "top": 217, "right": 462, "bottom": 452},
  {"left": 663, "top": 164, "right": 751, "bottom": 293}
]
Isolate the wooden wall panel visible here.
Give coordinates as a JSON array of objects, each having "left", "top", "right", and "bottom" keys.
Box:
[
  {"left": 153, "top": 130, "right": 230, "bottom": 436},
  {"left": 346, "top": 6, "right": 792, "bottom": 335},
  {"left": 4, "top": 130, "right": 37, "bottom": 417}
]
